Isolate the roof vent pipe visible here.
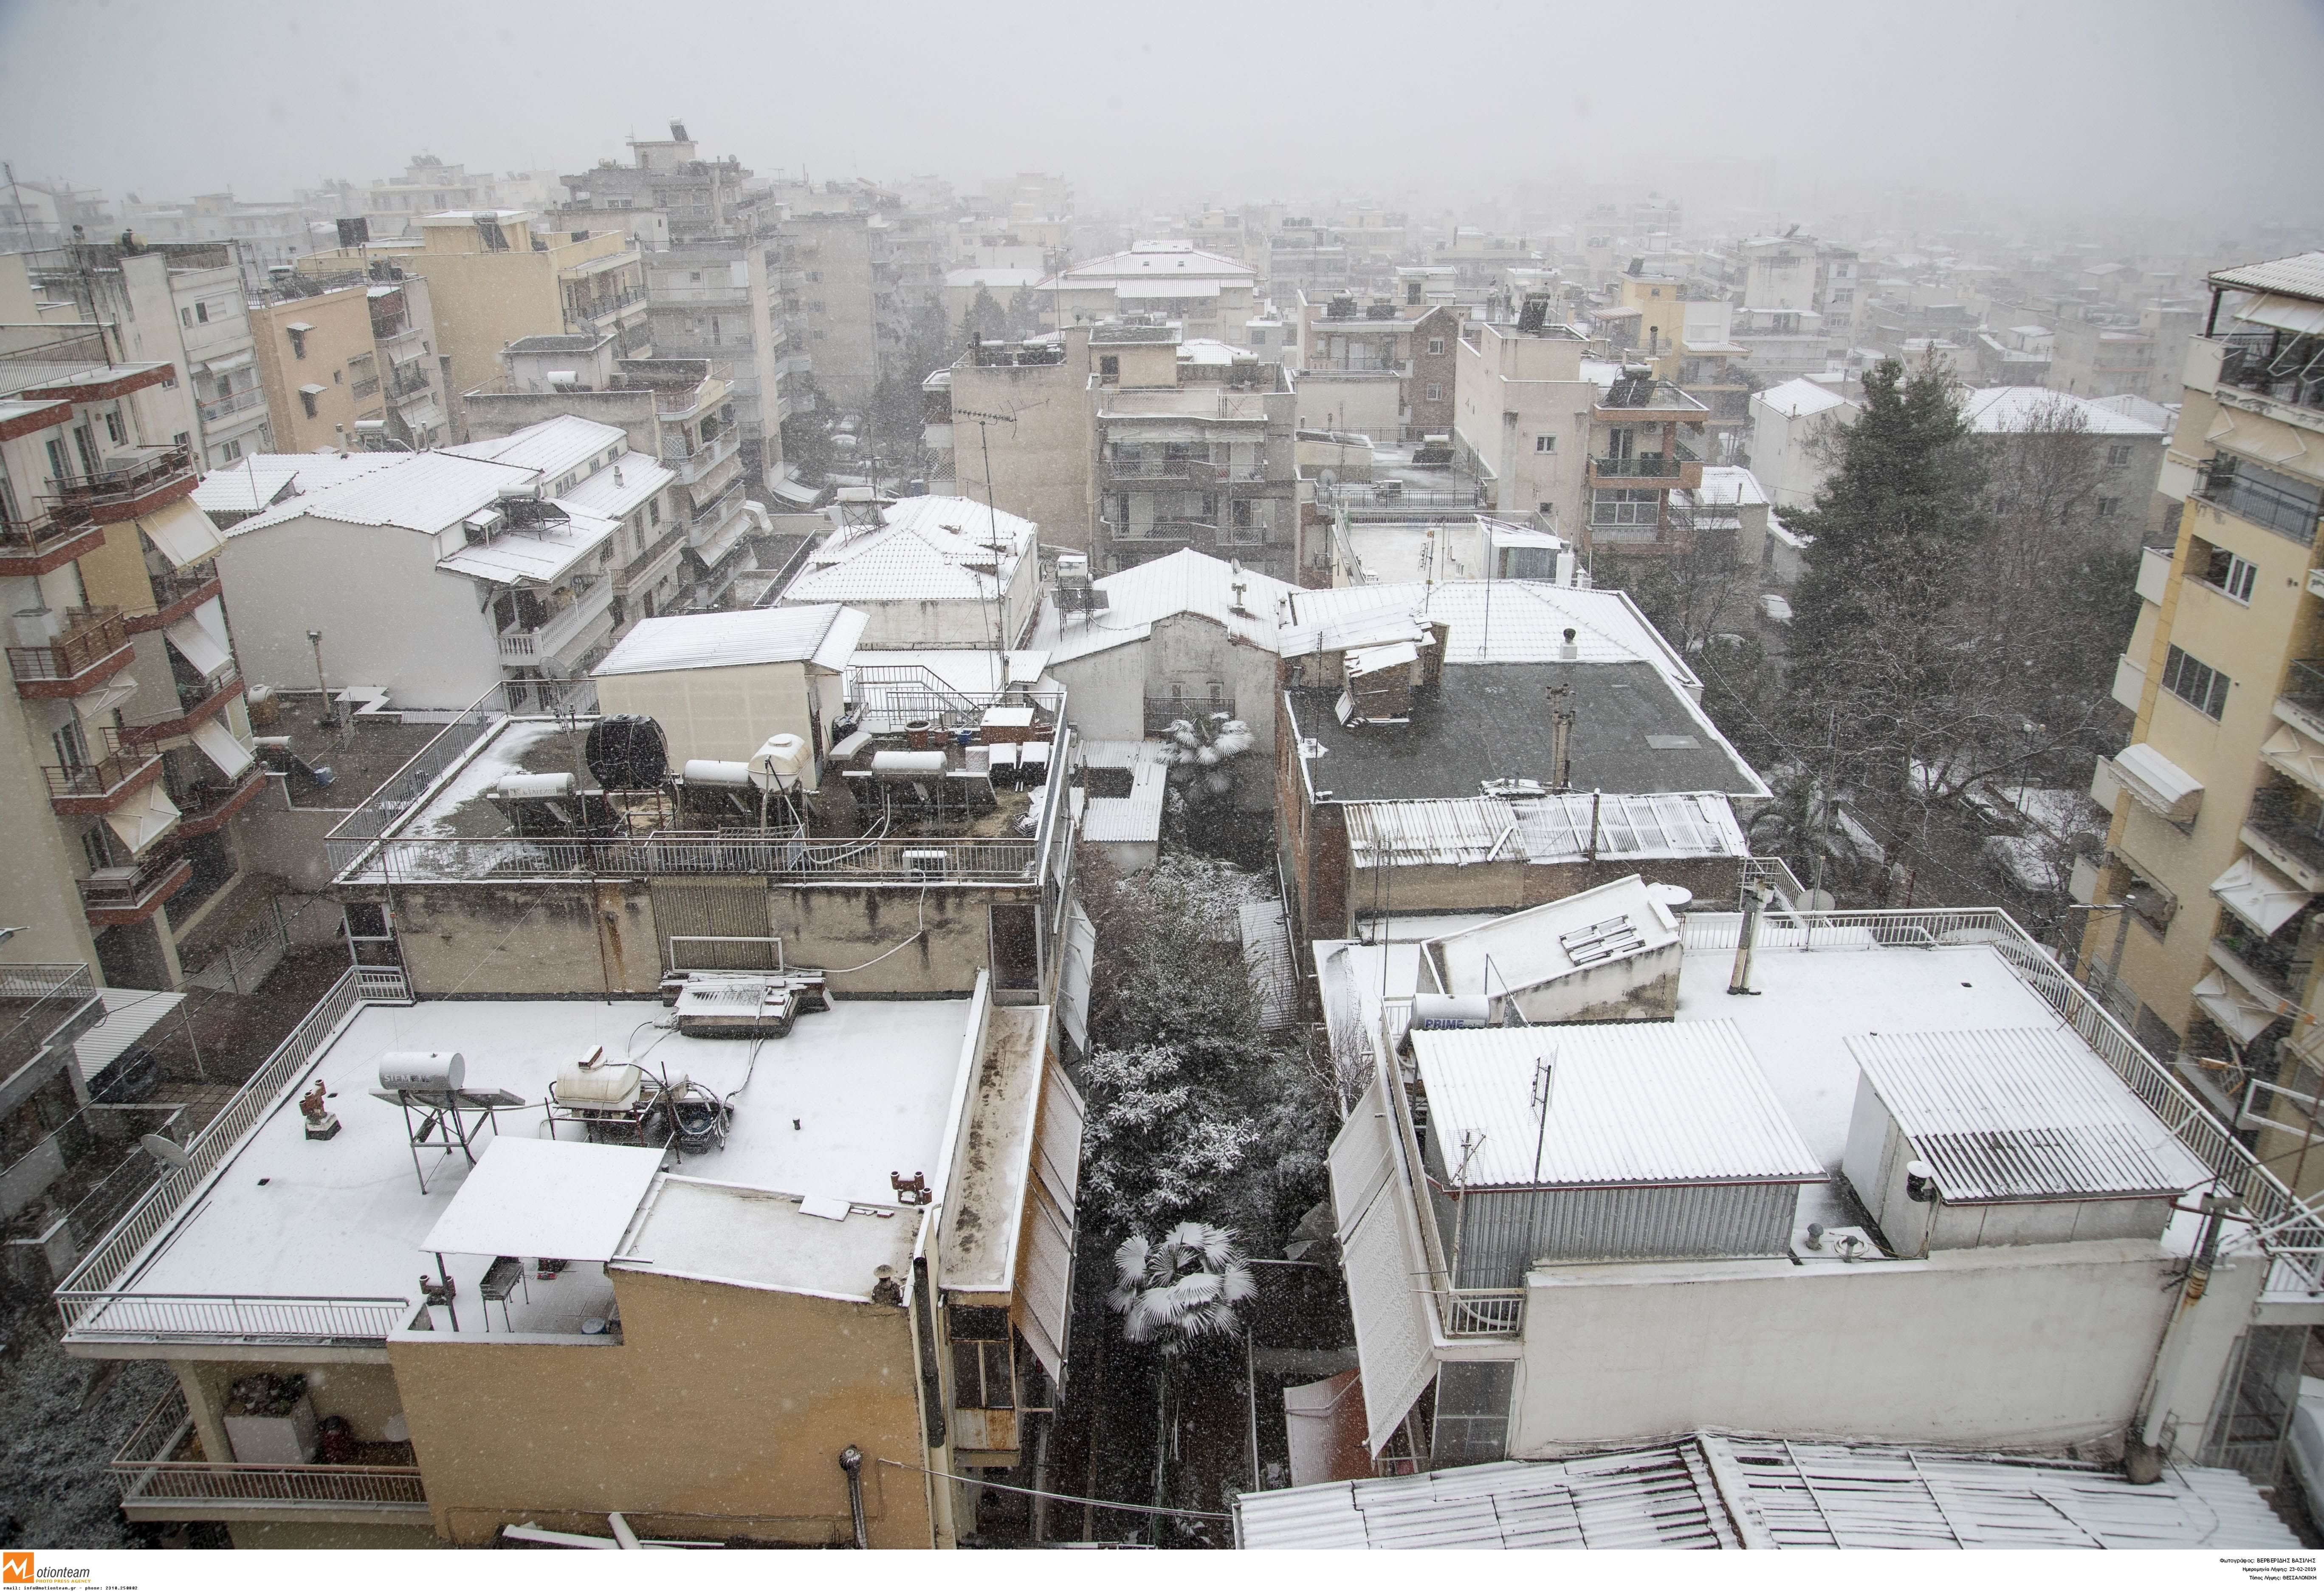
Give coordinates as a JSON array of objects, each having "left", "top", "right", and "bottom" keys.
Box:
[{"left": 1727, "top": 884, "right": 1769, "bottom": 996}]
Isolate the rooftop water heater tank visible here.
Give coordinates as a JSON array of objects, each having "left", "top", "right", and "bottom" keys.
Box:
[
  {"left": 379, "top": 1051, "right": 465, "bottom": 1092},
  {"left": 869, "top": 749, "right": 948, "bottom": 780},
  {"left": 490, "top": 772, "right": 576, "bottom": 801},
  {"left": 681, "top": 759, "right": 754, "bottom": 788},
  {"left": 553, "top": 1047, "right": 645, "bottom": 1106},
  {"left": 749, "top": 733, "right": 811, "bottom": 790},
  {"left": 586, "top": 715, "right": 667, "bottom": 790}
]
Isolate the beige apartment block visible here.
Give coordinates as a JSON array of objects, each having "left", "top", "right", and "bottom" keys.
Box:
[
  {"left": 303, "top": 212, "right": 646, "bottom": 414},
  {"left": 246, "top": 273, "right": 450, "bottom": 454},
  {"left": 1451, "top": 306, "right": 1610, "bottom": 537},
  {"left": 2077, "top": 252, "right": 2324, "bottom": 1198},
  {"left": 787, "top": 212, "right": 880, "bottom": 409},
  {"left": 937, "top": 327, "right": 1096, "bottom": 550}
]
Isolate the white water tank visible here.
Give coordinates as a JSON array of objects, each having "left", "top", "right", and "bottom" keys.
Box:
[
  {"left": 491, "top": 772, "right": 575, "bottom": 800},
  {"left": 379, "top": 1051, "right": 464, "bottom": 1092},
  {"left": 870, "top": 749, "right": 947, "bottom": 779},
  {"left": 681, "top": 758, "right": 753, "bottom": 788},
  {"left": 1410, "top": 994, "right": 1491, "bottom": 1029},
  {"left": 749, "top": 733, "right": 811, "bottom": 789}
]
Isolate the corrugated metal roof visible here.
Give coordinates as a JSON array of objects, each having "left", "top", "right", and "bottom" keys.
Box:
[
  {"left": 447, "top": 416, "right": 630, "bottom": 480},
  {"left": 1077, "top": 740, "right": 1168, "bottom": 844},
  {"left": 1848, "top": 1028, "right": 2211, "bottom": 1203},
  {"left": 2211, "top": 250, "right": 2324, "bottom": 302},
  {"left": 1239, "top": 1435, "right": 2299, "bottom": 1550},
  {"left": 592, "top": 604, "right": 866, "bottom": 676},
  {"left": 1423, "top": 875, "right": 1682, "bottom": 1002},
  {"left": 231, "top": 452, "right": 531, "bottom": 535},
  {"left": 556, "top": 451, "right": 674, "bottom": 520},
  {"left": 785, "top": 527, "right": 1006, "bottom": 603},
  {"left": 1347, "top": 791, "right": 1746, "bottom": 868},
  {"left": 1411, "top": 1020, "right": 1824, "bottom": 1190},
  {"left": 435, "top": 510, "right": 618, "bottom": 585},
  {"left": 1239, "top": 899, "right": 1297, "bottom": 1032}
]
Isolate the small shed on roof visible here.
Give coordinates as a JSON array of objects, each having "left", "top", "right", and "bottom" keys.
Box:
[
  {"left": 590, "top": 604, "right": 866, "bottom": 782},
  {"left": 1419, "top": 874, "right": 1684, "bottom": 1024},
  {"left": 1410, "top": 1019, "right": 1821, "bottom": 1284},
  {"left": 1842, "top": 1027, "right": 2211, "bottom": 1255}
]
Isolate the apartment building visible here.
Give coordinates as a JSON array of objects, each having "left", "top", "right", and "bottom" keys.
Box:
[
  {"left": 1091, "top": 323, "right": 1299, "bottom": 582},
  {"left": 0, "top": 338, "right": 262, "bottom": 989},
  {"left": 641, "top": 243, "right": 788, "bottom": 488},
  {"left": 212, "top": 417, "right": 654, "bottom": 711},
  {"left": 0, "top": 178, "right": 111, "bottom": 253},
  {"left": 361, "top": 158, "right": 564, "bottom": 242},
  {"left": 2078, "top": 252, "right": 2324, "bottom": 1200},
  {"left": 29, "top": 242, "right": 272, "bottom": 468},
  {"left": 784, "top": 212, "right": 881, "bottom": 409},
  {"left": 1746, "top": 376, "right": 1861, "bottom": 511},
  {"left": 934, "top": 330, "right": 1096, "bottom": 551},
  {"left": 1449, "top": 305, "right": 1615, "bottom": 538},
  {"left": 1315, "top": 871, "right": 2324, "bottom": 1484},
  {"left": 302, "top": 212, "right": 648, "bottom": 412},
  {"left": 121, "top": 194, "right": 328, "bottom": 289},
  {"left": 562, "top": 123, "right": 766, "bottom": 245},
  {"left": 247, "top": 267, "right": 450, "bottom": 452},
  {"left": 1289, "top": 293, "right": 1416, "bottom": 443},
  {"left": 1959, "top": 386, "right": 2172, "bottom": 547},
  {"left": 780, "top": 495, "right": 1038, "bottom": 650},
  {"left": 1036, "top": 242, "right": 1261, "bottom": 347}
]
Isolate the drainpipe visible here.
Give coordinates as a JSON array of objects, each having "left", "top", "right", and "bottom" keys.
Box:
[
  {"left": 2126, "top": 1191, "right": 2237, "bottom": 1483},
  {"left": 1728, "top": 885, "right": 1769, "bottom": 996},
  {"left": 839, "top": 1445, "right": 868, "bottom": 1548}
]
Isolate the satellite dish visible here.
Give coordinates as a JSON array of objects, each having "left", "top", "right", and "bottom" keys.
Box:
[
  {"left": 1802, "top": 888, "right": 1837, "bottom": 912},
  {"left": 1318, "top": 468, "right": 1338, "bottom": 488},
  {"left": 141, "top": 1133, "right": 191, "bottom": 1169}
]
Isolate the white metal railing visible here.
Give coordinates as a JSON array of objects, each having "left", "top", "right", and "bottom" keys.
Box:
[
  {"left": 497, "top": 580, "right": 613, "bottom": 664},
  {"left": 73, "top": 1293, "right": 411, "bottom": 1342},
  {"left": 320, "top": 685, "right": 508, "bottom": 875},
  {"left": 115, "top": 1387, "right": 426, "bottom": 1509},
  {"left": 54, "top": 964, "right": 410, "bottom": 1338},
  {"left": 1678, "top": 906, "right": 2324, "bottom": 1294},
  {"left": 1432, "top": 1288, "right": 1526, "bottom": 1338},
  {"left": 342, "top": 831, "right": 1042, "bottom": 885}
]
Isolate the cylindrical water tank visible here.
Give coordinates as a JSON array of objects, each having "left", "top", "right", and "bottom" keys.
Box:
[
  {"left": 870, "top": 749, "right": 947, "bottom": 779},
  {"left": 379, "top": 1051, "right": 465, "bottom": 1092},
  {"left": 682, "top": 759, "right": 753, "bottom": 788},
  {"left": 749, "top": 733, "right": 811, "bottom": 788},
  {"left": 1410, "top": 994, "right": 1491, "bottom": 1029},
  {"left": 491, "top": 772, "right": 575, "bottom": 800}
]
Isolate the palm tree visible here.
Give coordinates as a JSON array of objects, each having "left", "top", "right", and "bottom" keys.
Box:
[
  {"left": 1109, "top": 1222, "right": 1256, "bottom": 1534},
  {"left": 1159, "top": 712, "right": 1255, "bottom": 798}
]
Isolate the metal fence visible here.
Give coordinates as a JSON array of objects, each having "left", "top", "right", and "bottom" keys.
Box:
[
  {"left": 115, "top": 1386, "right": 428, "bottom": 1510},
  {"left": 341, "top": 831, "right": 1043, "bottom": 885},
  {"left": 320, "top": 685, "right": 507, "bottom": 872},
  {"left": 54, "top": 964, "right": 407, "bottom": 1339},
  {"left": 0, "top": 961, "right": 98, "bottom": 1081},
  {"left": 1678, "top": 906, "right": 2324, "bottom": 1295}
]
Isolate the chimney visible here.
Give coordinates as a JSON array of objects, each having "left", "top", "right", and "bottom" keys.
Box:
[{"left": 1728, "top": 884, "right": 1770, "bottom": 996}]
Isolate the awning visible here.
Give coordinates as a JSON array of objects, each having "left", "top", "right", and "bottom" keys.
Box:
[
  {"left": 420, "top": 1138, "right": 666, "bottom": 1261},
  {"left": 71, "top": 988, "right": 185, "bottom": 1088},
  {"left": 2212, "top": 852, "right": 2311, "bottom": 935},
  {"left": 2237, "top": 294, "right": 2324, "bottom": 339},
  {"left": 73, "top": 673, "right": 138, "bottom": 722},
  {"left": 1015, "top": 1065, "right": 1085, "bottom": 1387},
  {"left": 164, "top": 614, "right": 230, "bottom": 677},
  {"left": 2194, "top": 970, "right": 2282, "bottom": 1045},
  {"left": 105, "top": 784, "right": 181, "bottom": 853},
  {"left": 191, "top": 717, "right": 254, "bottom": 779},
  {"left": 2107, "top": 742, "right": 2202, "bottom": 824},
  {"left": 2265, "top": 722, "right": 2324, "bottom": 796},
  {"left": 283, "top": 321, "right": 316, "bottom": 334},
  {"left": 192, "top": 349, "right": 254, "bottom": 375},
  {"left": 1059, "top": 899, "right": 1095, "bottom": 1053},
  {"left": 1330, "top": 1077, "right": 1438, "bottom": 1457},
  {"left": 298, "top": 383, "right": 327, "bottom": 396},
  {"left": 138, "top": 497, "right": 226, "bottom": 569}
]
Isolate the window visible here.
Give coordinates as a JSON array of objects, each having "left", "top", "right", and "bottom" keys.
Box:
[
  {"left": 807, "top": 270, "right": 821, "bottom": 282},
  {"left": 179, "top": 308, "right": 192, "bottom": 329},
  {"left": 1426, "top": 381, "right": 1443, "bottom": 402},
  {"left": 333, "top": 369, "right": 343, "bottom": 384},
  {"left": 1534, "top": 434, "right": 1556, "bottom": 453},
  {"left": 2097, "top": 495, "right": 2121, "bottom": 521},
  {"left": 1591, "top": 487, "right": 1660, "bottom": 527},
  {"left": 102, "top": 409, "right": 123, "bottom": 445},
  {"left": 808, "top": 300, "right": 825, "bottom": 313},
  {"left": 300, "top": 390, "right": 319, "bottom": 418},
  {"left": 2202, "top": 545, "right": 2257, "bottom": 602},
  {"left": 1099, "top": 354, "right": 1120, "bottom": 379},
  {"left": 81, "top": 825, "right": 111, "bottom": 876},
  {"left": 1233, "top": 498, "right": 1253, "bottom": 529},
  {"left": 45, "top": 438, "right": 66, "bottom": 483},
  {"left": 51, "top": 718, "right": 88, "bottom": 771},
  {"left": 2160, "top": 644, "right": 2229, "bottom": 719},
  {"left": 219, "top": 439, "right": 242, "bottom": 463},
  {"left": 2107, "top": 442, "right": 2133, "bottom": 467},
  {"left": 288, "top": 327, "right": 306, "bottom": 359},
  {"left": 194, "top": 301, "right": 209, "bottom": 324},
  {"left": 1431, "top": 1361, "right": 1514, "bottom": 1467},
  {"left": 647, "top": 497, "right": 661, "bottom": 528},
  {"left": 172, "top": 430, "right": 189, "bottom": 449},
  {"left": 2206, "top": 455, "right": 2321, "bottom": 545}
]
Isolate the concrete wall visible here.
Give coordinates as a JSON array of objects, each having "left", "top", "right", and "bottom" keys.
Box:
[
  {"left": 250, "top": 286, "right": 378, "bottom": 453},
  {"left": 950, "top": 341, "right": 1093, "bottom": 554},
  {"left": 389, "top": 1267, "right": 934, "bottom": 1547},
  {"left": 1296, "top": 373, "right": 1401, "bottom": 442},
  {"left": 592, "top": 659, "right": 820, "bottom": 781},
  {"left": 1046, "top": 615, "right": 1278, "bottom": 809},
  {"left": 1511, "top": 1238, "right": 2183, "bottom": 1456},
  {"left": 216, "top": 512, "right": 500, "bottom": 711}
]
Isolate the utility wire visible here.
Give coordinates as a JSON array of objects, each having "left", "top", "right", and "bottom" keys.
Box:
[{"left": 873, "top": 1457, "right": 1234, "bottom": 1522}]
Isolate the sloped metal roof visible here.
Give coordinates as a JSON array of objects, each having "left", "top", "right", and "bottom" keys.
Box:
[
  {"left": 592, "top": 603, "right": 866, "bottom": 676},
  {"left": 2211, "top": 251, "right": 2324, "bottom": 302},
  {"left": 1848, "top": 1027, "right": 2210, "bottom": 1203},
  {"left": 1235, "top": 1434, "right": 2300, "bottom": 1550}
]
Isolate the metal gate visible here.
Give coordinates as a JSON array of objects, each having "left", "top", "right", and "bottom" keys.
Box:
[{"left": 647, "top": 879, "right": 778, "bottom": 971}]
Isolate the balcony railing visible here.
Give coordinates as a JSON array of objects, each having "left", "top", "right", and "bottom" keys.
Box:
[
  {"left": 57, "top": 965, "right": 413, "bottom": 1342},
  {"left": 347, "top": 376, "right": 381, "bottom": 400},
  {"left": 8, "top": 607, "right": 132, "bottom": 696},
  {"left": 387, "top": 364, "right": 432, "bottom": 398},
  {"left": 497, "top": 581, "right": 613, "bottom": 664},
  {"left": 43, "top": 726, "right": 163, "bottom": 812},
  {"left": 2218, "top": 331, "right": 2324, "bottom": 416},
  {"left": 0, "top": 961, "right": 100, "bottom": 1093},
  {"left": 1591, "top": 453, "right": 1684, "bottom": 479},
  {"left": 175, "top": 765, "right": 264, "bottom": 838},
  {"left": 128, "top": 568, "right": 223, "bottom": 633},
  {"left": 197, "top": 387, "right": 265, "bottom": 425},
  {"left": 113, "top": 1387, "right": 427, "bottom": 1517},
  {"left": 79, "top": 848, "right": 194, "bottom": 925},
  {"left": 2246, "top": 785, "right": 2324, "bottom": 886},
  {"left": 121, "top": 667, "right": 241, "bottom": 748},
  {"left": 2196, "top": 457, "right": 2323, "bottom": 546},
  {"left": 45, "top": 445, "right": 197, "bottom": 525},
  {"left": 663, "top": 427, "right": 739, "bottom": 484},
  {"left": 0, "top": 511, "right": 106, "bottom": 575}
]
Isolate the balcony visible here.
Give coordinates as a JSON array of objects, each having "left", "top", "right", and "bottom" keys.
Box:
[
  {"left": 347, "top": 376, "right": 381, "bottom": 400},
  {"left": 2209, "top": 929, "right": 2304, "bottom": 1014},
  {"left": 387, "top": 364, "right": 432, "bottom": 398},
  {"left": 175, "top": 765, "right": 264, "bottom": 838},
  {"left": 112, "top": 1387, "right": 427, "bottom": 1524},
  {"left": 497, "top": 581, "right": 614, "bottom": 666},
  {"left": 8, "top": 608, "right": 133, "bottom": 697},
  {"left": 45, "top": 446, "right": 198, "bottom": 527},
  {"left": 2194, "top": 457, "right": 2321, "bottom": 547},
  {"left": 662, "top": 427, "right": 739, "bottom": 486},
  {"left": 197, "top": 387, "right": 266, "bottom": 426},
  {"left": 80, "top": 847, "right": 193, "bottom": 927},
  {"left": 0, "top": 511, "right": 107, "bottom": 576},
  {"left": 2279, "top": 660, "right": 2324, "bottom": 745},
  {"left": 45, "top": 727, "right": 164, "bottom": 814},
  {"left": 122, "top": 668, "right": 242, "bottom": 748},
  {"left": 2216, "top": 331, "right": 2324, "bottom": 423},
  {"left": 125, "top": 567, "right": 222, "bottom": 634},
  {"left": 2245, "top": 785, "right": 2324, "bottom": 892},
  {"left": 1587, "top": 445, "right": 1704, "bottom": 488}
]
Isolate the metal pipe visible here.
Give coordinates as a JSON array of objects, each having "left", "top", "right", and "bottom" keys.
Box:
[
  {"left": 1728, "top": 884, "right": 1768, "bottom": 996},
  {"left": 839, "top": 1445, "right": 867, "bottom": 1548}
]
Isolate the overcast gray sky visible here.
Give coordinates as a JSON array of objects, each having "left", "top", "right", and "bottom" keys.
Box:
[{"left": 4, "top": 0, "right": 2321, "bottom": 235}]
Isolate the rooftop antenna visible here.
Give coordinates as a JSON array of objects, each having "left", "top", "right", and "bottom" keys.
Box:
[
  {"left": 954, "top": 405, "right": 1022, "bottom": 661},
  {"left": 1528, "top": 1049, "right": 1557, "bottom": 1188}
]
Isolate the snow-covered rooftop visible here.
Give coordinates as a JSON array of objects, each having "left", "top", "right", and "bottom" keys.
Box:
[
  {"left": 446, "top": 415, "right": 629, "bottom": 483},
  {"left": 1280, "top": 580, "right": 1698, "bottom": 691},
  {"left": 1078, "top": 739, "right": 1169, "bottom": 845},
  {"left": 594, "top": 603, "right": 866, "bottom": 677},
  {"left": 76, "top": 994, "right": 976, "bottom": 1332},
  {"left": 193, "top": 452, "right": 404, "bottom": 517},
  {"left": 229, "top": 452, "right": 527, "bottom": 536},
  {"left": 554, "top": 450, "right": 675, "bottom": 521},
  {"left": 1960, "top": 387, "right": 2168, "bottom": 437},
  {"left": 1753, "top": 377, "right": 1853, "bottom": 419},
  {"left": 434, "top": 508, "right": 618, "bottom": 585},
  {"left": 1036, "top": 548, "right": 1297, "bottom": 665}
]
